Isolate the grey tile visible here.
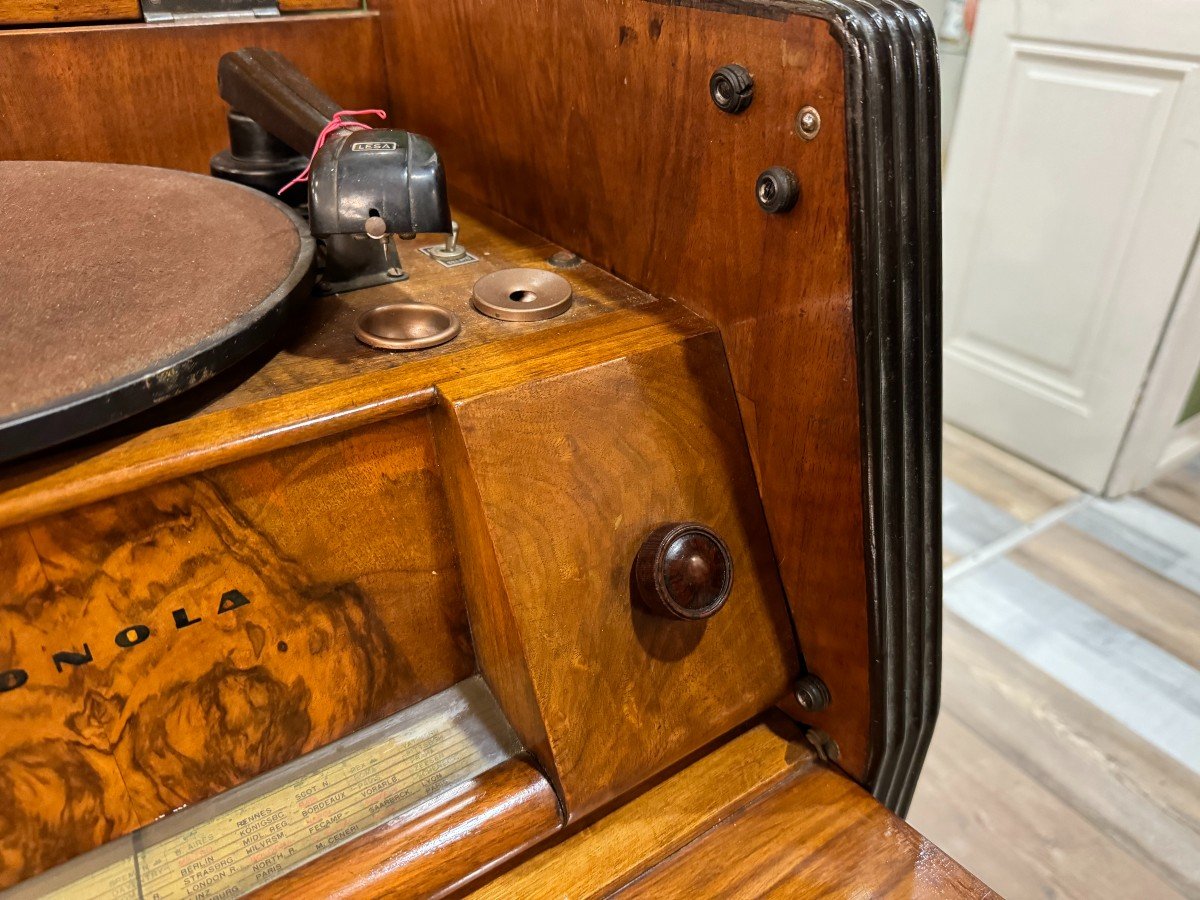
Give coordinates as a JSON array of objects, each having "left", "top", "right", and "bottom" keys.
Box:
[{"left": 946, "top": 557, "right": 1200, "bottom": 774}]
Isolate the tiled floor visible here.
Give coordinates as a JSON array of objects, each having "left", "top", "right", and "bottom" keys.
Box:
[{"left": 907, "top": 425, "right": 1200, "bottom": 899}]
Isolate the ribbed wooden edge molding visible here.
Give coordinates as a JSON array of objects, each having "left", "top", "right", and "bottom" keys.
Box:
[{"left": 791, "top": 0, "right": 944, "bottom": 813}]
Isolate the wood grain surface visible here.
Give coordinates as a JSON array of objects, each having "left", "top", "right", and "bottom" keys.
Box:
[
  {"left": 616, "top": 744, "right": 994, "bottom": 898},
  {"left": 944, "top": 423, "right": 1079, "bottom": 522},
  {"left": 0, "top": 205, "right": 663, "bottom": 530},
  {"left": 0, "top": 0, "right": 355, "bottom": 23},
  {"left": 253, "top": 756, "right": 561, "bottom": 900},
  {"left": 911, "top": 610, "right": 1200, "bottom": 897},
  {"left": 1142, "top": 454, "right": 1200, "bottom": 527},
  {"left": 381, "top": 0, "right": 874, "bottom": 778},
  {"left": 0, "top": 416, "right": 472, "bottom": 887},
  {"left": 0, "top": 0, "right": 137, "bottom": 24},
  {"left": 914, "top": 703, "right": 1183, "bottom": 900},
  {"left": 435, "top": 330, "right": 798, "bottom": 819},
  {"left": 471, "top": 720, "right": 812, "bottom": 900},
  {"left": 277, "top": 0, "right": 360, "bottom": 10},
  {"left": 0, "top": 13, "right": 387, "bottom": 174},
  {"left": 1014, "top": 523, "right": 1200, "bottom": 668}
]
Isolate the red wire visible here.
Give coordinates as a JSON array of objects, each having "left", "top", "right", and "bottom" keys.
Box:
[{"left": 278, "top": 108, "right": 387, "bottom": 196}]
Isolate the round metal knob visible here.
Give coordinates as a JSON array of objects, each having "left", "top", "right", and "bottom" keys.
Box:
[{"left": 634, "top": 522, "right": 733, "bottom": 620}]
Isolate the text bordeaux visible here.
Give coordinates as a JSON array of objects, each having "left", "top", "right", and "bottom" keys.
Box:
[{"left": 0, "top": 589, "right": 251, "bottom": 693}]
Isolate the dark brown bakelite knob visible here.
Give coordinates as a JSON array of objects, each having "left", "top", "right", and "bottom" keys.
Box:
[{"left": 635, "top": 522, "right": 734, "bottom": 620}]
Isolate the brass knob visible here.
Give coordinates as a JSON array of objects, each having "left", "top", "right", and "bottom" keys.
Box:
[{"left": 634, "top": 522, "right": 733, "bottom": 620}]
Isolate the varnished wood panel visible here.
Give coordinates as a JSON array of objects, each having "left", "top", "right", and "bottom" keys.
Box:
[
  {"left": 471, "top": 720, "right": 810, "bottom": 900},
  {"left": 0, "top": 0, "right": 137, "bottom": 25},
  {"left": 278, "top": 0, "right": 360, "bottom": 9},
  {"left": 381, "top": 0, "right": 873, "bottom": 777},
  {"left": 255, "top": 757, "right": 561, "bottom": 900},
  {"left": 0, "top": 416, "right": 472, "bottom": 887},
  {"left": 616, "top": 747, "right": 994, "bottom": 898},
  {"left": 436, "top": 330, "right": 798, "bottom": 819},
  {"left": 0, "top": 207, "right": 667, "bottom": 531},
  {"left": 0, "top": 14, "right": 387, "bottom": 175}
]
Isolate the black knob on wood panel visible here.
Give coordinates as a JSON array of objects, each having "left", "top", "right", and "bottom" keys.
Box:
[{"left": 635, "top": 523, "right": 734, "bottom": 620}]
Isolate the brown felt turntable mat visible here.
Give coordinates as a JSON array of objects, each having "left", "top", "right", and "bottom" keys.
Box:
[{"left": 0, "top": 160, "right": 308, "bottom": 428}]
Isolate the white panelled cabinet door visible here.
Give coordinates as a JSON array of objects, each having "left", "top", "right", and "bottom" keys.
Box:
[{"left": 942, "top": 0, "right": 1200, "bottom": 492}]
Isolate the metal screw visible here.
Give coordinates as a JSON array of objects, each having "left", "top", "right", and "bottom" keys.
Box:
[
  {"left": 805, "top": 728, "right": 842, "bottom": 763},
  {"left": 796, "top": 106, "right": 822, "bottom": 140},
  {"left": 709, "top": 64, "right": 754, "bottom": 114},
  {"left": 755, "top": 166, "right": 800, "bottom": 214},
  {"left": 429, "top": 220, "right": 467, "bottom": 261},
  {"left": 385, "top": 235, "right": 406, "bottom": 279},
  {"left": 794, "top": 674, "right": 831, "bottom": 712},
  {"left": 548, "top": 250, "right": 583, "bottom": 268}
]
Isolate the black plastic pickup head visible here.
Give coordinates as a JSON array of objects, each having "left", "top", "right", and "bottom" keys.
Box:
[{"left": 308, "top": 128, "right": 451, "bottom": 239}]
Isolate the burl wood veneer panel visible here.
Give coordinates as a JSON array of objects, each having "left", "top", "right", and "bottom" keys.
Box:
[
  {"left": 0, "top": 415, "right": 472, "bottom": 887},
  {"left": 382, "top": 0, "right": 872, "bottom": 775},
  {"left": 435, "top": 329, "right": 799, "bottom": 820},
  {"left": 0, "top": 13, "right": 387, "bottom": 175}
]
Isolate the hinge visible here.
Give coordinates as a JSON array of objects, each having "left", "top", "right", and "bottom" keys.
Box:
[{"left": 140, "top": 0, "right": 279, "bottom": 23}]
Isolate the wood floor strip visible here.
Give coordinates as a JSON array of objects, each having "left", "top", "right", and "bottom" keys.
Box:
[
  {"left": 909, "top": 711, "right": 1187, "bottom": 900},
  {"left": 1069, "top": 497, "right": 1200, "bottom": 596},
  {"left": 1013, "top": 523, "right": 1200, "bottom": 669},
  {"left": 1142, "top": 453, "right": 1200, "bottom": 527},
  {"left": 930, "top": 432, "right": 1200, "bottom": 898},
  {"left": 911, "top": 612, "right": 1200, "bottom": 896},
  {"left": 942, "top": 478, "right": 1023, "bottom": 559},
  {"left": 946, "top": 558, "right": 1200, "bottom": 773},
  {"left": 943, "top": 423, "right": 1080, "bottom": 522},
  {"left": 943, "top": 494, "right": 1090, "bottom": 586}
]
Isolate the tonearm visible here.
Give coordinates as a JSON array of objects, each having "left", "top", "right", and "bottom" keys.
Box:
[{"left": 213, "top": 47, "right": 451, "bottom": 292}]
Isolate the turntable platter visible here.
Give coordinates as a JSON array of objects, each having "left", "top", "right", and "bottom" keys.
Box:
[{"left": 0, "top": 161, "right": 314, "bottom": 463}]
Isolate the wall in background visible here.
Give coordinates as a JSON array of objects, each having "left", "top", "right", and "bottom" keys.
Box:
[{"left": 1181, "top": 367, "right": 1200, "bottom": 424}]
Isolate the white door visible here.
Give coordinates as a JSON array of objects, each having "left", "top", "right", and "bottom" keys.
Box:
[{"left": 942, "top": 0, "right": 1200, "bottom": 493}]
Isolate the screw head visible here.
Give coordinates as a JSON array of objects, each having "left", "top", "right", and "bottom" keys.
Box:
[
  {"left": 365, "top": 215, "right": 388, "bottom": 240},
  {"left": 709, "top": 64, "right": 754, "bottom": 114},
  {"left": 794, "top": 673, "right": 831, "bottom": 712},
  {"left": 548, "top": 250, "right": 583, "bottom": 268},
  {"left": 755, "top": 166, "right": 800, "bottom": 214},
  {"left": 796, "top": 106, "right": 822, "bottom": 140}
]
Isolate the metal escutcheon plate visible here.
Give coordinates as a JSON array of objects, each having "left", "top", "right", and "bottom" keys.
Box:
[
  {"left": 471, "top": 268, "right": 573, "bottom": 322},
  {"left": 355, "top": 302, "right": 461, "bottom": 351}
]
